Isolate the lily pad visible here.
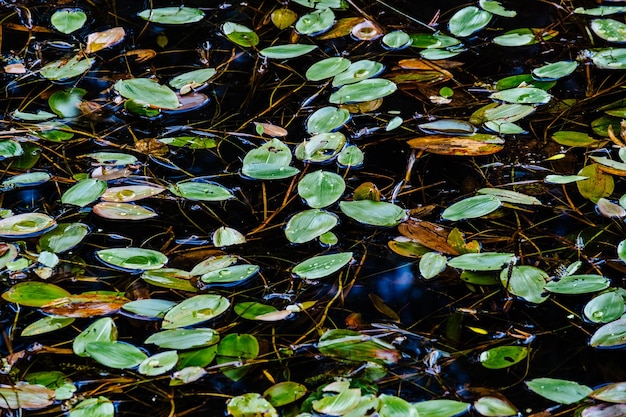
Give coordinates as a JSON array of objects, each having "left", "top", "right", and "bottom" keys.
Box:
[
  {"left": 532, "top": 61, "right": 578, "bottom": 80},
  {"left": 93, "top": 202, "right": 157, "bottom": 220},
  {"left": 0, "top": 383, "right": 55, "bottom": 410},
  {"left": 162, "top": 294, "right": 230, "bottom": 329},
  {"left": 544, "top": 274, "right": 610, "bottom": 294},
  {"left": 407, "top": 134, "right": 504, "bottom": 156},
  {"left": 141, "top": 268, "right": 197, "bottom": 292},
  {"left": 2, "top": 172, "right": 51, "bottom": 189},
  {"left": 70, "top": 397, "right": 114, "bottom": 417},
  {"left": 227, "top": 393, "right": 278, "bottom": 417},
  {"left": 590, "top": 382, "right": 626, "bottom": 402},
  {"left": 138, "top": 7, "right": 204, "bottom": 24},
  {"left": 477, "top": 188, "right": 541, "bottom": 205},
  {"left": 145, "top": 328, "right": 220, "bottom": 349},
  {"left": 216, "top": 333, "right": 259, "bottom": 381},
  {"left": 526, "top": 377, "right": 592, "bottom": 405},
  {"left": 169, "top": 180, "right": 233, "bottom": 201},
  {"left": 590, "top": 48, "right": 626, "bottom": 69},
  {"left": 591, "top": 19, "right": 626, "bottom": 43},
  {"left": 332, "top": 60, "right": 385, "bottom": 87},
  {"left": 259, "top": 44, "right": 317, "bottom": 59},
  {"left": 419, "top": 252, "right": 448, "bottom": 279},
  {"left": 490, "top": 87, "right": 552, "bottom": 104},
  {"left": 340, "top": 200, "right": 406, "bottom": 226},
  {"left": 292, "top": 252, "right": 353, "bottom": 279},
  {"left": 412, "top": 399, "right": 470, "bottom": 417},
  {"left": 51, "top": 9, "right": 87, "bottom": 34},
  {"left": 121, "top": 298, "right": 177, "bottom": 319},
  {"left": 0, "top": 213, "right": 56, "bottom": 238},
  {"left": 479, "top": 0, "right": 516, "bottom": 17},
  {"left": 473, "top": 396, "right": 518, "bottom": 416},
  {"left": 337, "top": 145, "right": 364, "bottom": 167},
  {"left": 114, "top": 78, "right": 180, "bottom": 109},
  {"left": 234, "top": 302, "right": 280, "bottom": 320},
  {"left": 295, "top": 132, "right": 346, "bottom": 163},
  {"left": 298, "top": 170, "right": 346, "bottom": 208},
  {"left": 96, "top": 247, "right": 168, "bottom": 271},
  {"left": 577, "top": 164, "right": 614, "bottom": 202},
  {"left": 264, "top": 381, "right": 307, "bottom": 407},
  {"left": 40, "top": 55, "right": 94, "bottom": 81},
  {"left": 306, "top": 57, "right": 352, "bottom": 81},
  {"left": 22, "top": 316, "right": 75, "bottom": 336},
  {"left": 442, "top": 194, "right": 502, "bottom": 221},
  {"left": 2, "top": 281, "right": 71, "bottom": 307},
  {"left": 479, "top": 345, "right": 529, "bottom": 369},
  {"left": 449, "top": 6, "right": 492, "bottom": 37},
  {"left": 73, "top": 317, "right": 117, "bottom": 357},
  {"left": 62, "top": 178, "right": 106, "bottom": 207},
  {"left": 101, "top": 185, "right": 165, "bottom": 202},
  {"left": 329, "top": 78, "right": 397, "bottom": 104},
  {"left": 38, "top": 222, "right": 89, "bottom": 253},
  {"left": 85, "top": 341, "right": 147, "bottom": 369},
  {"left": 418, "top": 119, "right": 476, "bottom": 135},
  {"left": 500, "top": 265, "right": 549, "bottom": 304},
  {"left": 138, "top": 351, "right": 178, "bottom": 376},
  {"left": 222, "top": 22, "right": 259, "bottom": 47},
  {"left": 448, "top": 252, "right": 516, "bottom": 271},
  {"left": 307, "top": 106, "right": 350, "bottom": 134},
  {"left": 169, "top": 68, "right": 217, "bottom": 90},
  {"left": 200, "top": 264, "right": 259, "bottom": 286},
  {"left": 295, "top": 8, "right": 335, "bottom": 35},
  {"left": 383, "top": 30, "right": 412, "bottom": 49},
  {"left": 590, "top": 318, "right": 626, "bottom": 348},
  {"left": 285, "top": 209, "right": 338, "bottom": 243}
]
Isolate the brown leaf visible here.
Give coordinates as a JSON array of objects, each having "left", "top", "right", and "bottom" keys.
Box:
[
  {"left": 41, "top": 294, "right": 130, "bottom": 317},
  {"left": 122, "top": 49, "right": 157, "bottom": 63},
  {"left": 0, "top": 383, "right": 55, "bottom": 410},
  {"left": 385, "top": 69, "right": 451, "bottom": 85},
  {"left": 368, "top": 293, "right": 400, "bottom": 321},
  {"left": 317, "top": 17, "right": 365, "bottom": 40},
  {"left": 86, "top": 27, "right": 125, "bottom": 54},
  {"left": 4, "top": 63, "right": 26, "bottom": 74},
  {"left": 254, "top": 122, "right": 288, "bottom": 137},
  {"left": 398, "top": 219, "right": 459, "bottom": 255},
  {"left": 407, "top": 135, "right": 504, "bottom": 156}
]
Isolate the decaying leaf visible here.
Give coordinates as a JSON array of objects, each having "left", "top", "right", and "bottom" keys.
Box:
[
  {"left": 398, "top": 219, "right": 460, "bottom": 255},
  {"left": 407, "top": 134, "right": 504, "bottom": 156},
  {"left": 85, "top": 27, "right": 126, "bottom": 54}
]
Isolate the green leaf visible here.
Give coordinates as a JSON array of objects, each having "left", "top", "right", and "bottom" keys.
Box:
[
  {"left": 159, "top": 136, "right": 217, "bottom": 149},
  {"left": 313, "top": 386, "right": 361, "bottom": 415},
  {"left": 306, "top": 57, "right": 352, "bottom": 81},
  {"left": 285, "top": 209, "right": 338, "bottom": 243},
  {"left": 121, "top": 298, "right": 177, "bottom": 319},
  {"left": 448, "top": 252, "right": 516, "bottom": 271},
  {"left": 2, "top": 281, "right": 70, "bottom": 307},
  {"left": 317, "top": 328, "right": 399, "bottom": 364},
  {"left": 40, "top": 55, "right": 94, "bottom": 81},
  {"left": 442, "top": 194, "right": 502, "bottom": 221},
  {"left": 190, "top": 255, "right": 238, "bottom": 276},
  {"left": 590, "top": 48, "right": 626, "bottom": 69},
  {"left": 337, "top": 145, "right": 364, "bottom": 167},
  {"left": 234, "top": 302, "right": 279, "bottom": 320},
  {"left": 340, "top": 200, "right": 406, "bottom": 226},
  {"left": 264, "top": 381, "right": 307, "bottom": 407},
  {"left": 138, "top": 351, "right": 178, "bottom": 376},
  {"left": 141, "top": 268, "right": 197, "bottom": 292},
  {"left": 493, "top": 28, "right": 539, "bottom": 46},
  {"left": 217, "top": 333, "right": 259, "bottom": 381},
  {"left": 227, "top": 393, "right": 278, "bottom": 417},
  {"left": 2, "top": 172, "right": 51, "bottom": 189},
  {"left": 25, "top": 371, "right": 76, "bottom": 400},
  {"left": 306, "top": 106, "right": 350, "bottom": 134},
  {"left": 473, "top": 396, "right": 517, "bottom": 416},
  {"left": 575, "top": 6, "right": 626, "bottom": 16},
  {"left": 61, "top": 179, "right": 106, "bottom": 207},
  {"left": 292, "top": 252, "right": 353, "bottom": 279},
  {"left": 329, "top": 78, "right": 397, "bottom": 104},
  {"left": 552, "top": 131, "right": 603, "bottom": 147},
  {"left": 477, "top": 188, "right": 541, "bottom": 205},
  {"left": 259, "top": 44, "right": 317, "bottom": 59},
  {"left": 48, "top": 88, "right": 86, "bottom": 118},
  {"left": 138, "top": 7, "right": 204, "bottom": 24},
  {"left": 213, "top": 226, "right": 246, "bottom": 247},
  {"left": 169, "top": 68, "right": 217, "bottom": 89},
  {"left": 222, "top": 22, "right": 259, "bottom": 47},
  {"left": 298, "top": 170, "right": 346, "bottom": 208},
  {"left": 545, "top": 174, "right": 589, "bottom": 184},
  {"left": 176, "top": 346, "right": 218, "bottom": 368},
  {"left": 577, "top": 164, "right": 614, "bottom": 203},
  {"left": 332, "top": 59, "right": 385, "bottom": 87},
  {"left": 145, "top": 328, "right": 220, "bottom": 349},
  {"left": 0, "top": 383, "right": 55, "bottom": 410},
  {"left": 378, "top": 394, "right": 418, "bottom": 417},
  {"left": 479, "top": 345, "right": 529, "bottom": 369},
  {"left": 495, "top": 74, "right": 556, "bottom": 91},
  {"left": 295, "top": 8, "right": 335, "bottom": 35},
  {"left": 96, "top": 247, "right": 168, "bottom": 271},
  {"left": 591, "top": 19, "right": 626, "bottom": 43},
  {"left": 382, "top": 30, "right": 412, "bottom": 49},
  {"left": 93, "top": 202, "right": 156, "bottom": 220},
  {"left": 162, "top": 294, "right": 230, "bottom": 329},
  {"left": 419, "top": 252, "right": 447, "bottom": 279},
  {"left": 412, "top": 399, "right": 470, "bottom": 417},
  {"left": 85, "top": 341, "right": 148, "bottom": 369},
  {"left": 544, "top": 274, "right": 610, "bottom": 294},
  {"left": 114, "top": 78, "right": 180, "bottom": 109},
  {"left": 448, "top": 6, "right": 492, "bottom": 37},
  {"left": 532, "top": 61, "right": 578, "bottom": 81},
  {"left": 490, "top": 87, "right": 552, "bottom": 104},
  {"left": 241, "top": 163, "right": 300, "bottom": 180},
  {"left": 12, "top": 109, "right": 56, "bottom": 121},
  {"left": 73, "top": 317, "right": 117, "bottom": 357},
  {"left": 243, "top": 138, "right": 292, "bottom": 166},
  {"left": 200, "top": 264, "right": 259, "bottom": 286},
  {"left": 500, "top": 265, "right": 549, "bottom": 304},
  {"left": 51, "top": 9, "right": 87, "bottom": 34},
  {"left": 70, "top": 397, "right": 114, "bottom": 417},
  {"left": 591, "top": 318, "right": 626, "bottom": 348},
  {"left": 479, "top": 0, "right": 516, "bottom": 17},
  {"left": 418, "top": 119, "right": 476, "bottom": 135},
  {"left": 0, "top": 140, "right": 23, "bottom": 159},
  {"left": 169, "top": 179, "right": 233, "bottom": 201},
  {"left": 21, "top": 316, "right": 75, "bottom": 336},
  {"left": 526, "top": 378, "right": 592, "bottom": 404},
  {"left": 295, "top": 132, "right": 346, "bottom": 163},
  {"left": 590, "top": 382, "right": 626, "bottom": 402}
]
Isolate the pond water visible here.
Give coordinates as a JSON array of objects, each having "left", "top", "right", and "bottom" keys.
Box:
[{"left": 1, "top": 0, "right": 626, "bottom": 416}]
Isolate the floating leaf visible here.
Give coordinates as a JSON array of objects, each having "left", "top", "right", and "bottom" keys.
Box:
[
  {"left": 96, "top": 247, "right": 168, "bottom": 271},
  {"left": 494, "top": 28, "right": 540, "bottom": 46},
  {"left": 526, "top": 378, "right": 592, "bottom": 405},
  {"left": 40, "top": 55, "right": 94, "bottom": 81},
  {"left": 597, "top": 198, "right": 626, "bottom": 218},
  {"left": 552, "top": 131, "right": 603, "bottom": 147},
  {"left": 0, "top": 383, "right": 55, "bottom": 410},
  {"left": 2, "top": 282, "right": 70, "bottom": 307},
  {"left": 217, "top": 333, "right": 259, "bottom": 381},
  {"left": 141, "top": 268, "right": 197, "bottom": 292},
  {"left": 62, "top": 179, "right": 106, "bottom": 207},
  {"left": 295, "top": 7, "right": 334, "bottom": 35},
  {"left": 145, "top": 328, "right": 220, "bottom": 349},
  {"left": 138, "top": 351, "right": 178, "bottom": 376},
  {"left": 307, "top": 106, "right": 350, "bottom": 134},
  {"left": 591, "top": 19, "right": 626, "bottom": 43},
  {"left": 545, "top": 174, "right": 589, "bottom": 184},
  {"left": 259, "top": 44, "right": 317, "bottom": 59},
  {"left": 407, "top": 134, "right": 504, "bottom": 156},
  {"left": 85, "top": 341, "right": 147, "bottom": 369},
  {"left": 340, "top": 200, "right": 406, "bottom": 226},
  {"left": 121, "top": 298, "right": 177, "bottom": 319},
  {"left": 49, "top": 88, "right": 85, "bottom": 118},
  {"left": 292, "top": 252, "right": 353, "bottom": 279},
  {"left": 101, "top": 185, "right": 165, "bottom": 202},
  {"left": 448, "top": 252, "right": 516, "bottom": 271},
  {"left": 590, "top": 48, "right": 626, "bottom": 69},
  {"left": 500, "top": 265, "right": 549, "bottom": 304},
  {"left": 295, "top": 132, "right": 346, "bottom": 163},
  {"left": 480, "top": 345, "right": 529, "bottom": 369},
  {"left": 590, "top": 382, "right": 626, "bottom": 402},
  {"left": 449, "top": 6, "right": 492, "bottom": 37},
  {"left": 577, "top": 164, "right": 614, "bottom": 203},
  {"left": 264, "top": 381, "right": 307, "bottom": 407},
  {"left": 138, "top": 7, "right": 204, "bottom": 24},
  {"left": 317, "top": 328, "right": 400, "bottom": 364},
  {"left": 114, "top": 78, "right": 179, "bottom": 109},
  {"left": 574, "top": 6, "right": 626, "bottom": 16},
  {"left": 271, "top": 8, "right": 298, "bottom": 30},
  {"left": 591, "top": 318, "right": 626, "bottom": 348},
  {"left": 285, "top": 209, "right": 338, "bottom": 243},
  {"left": 159, "top": 135, "right": 217, "bottom": 149},
  {"left": 412, "top": 399, "right": 470, "bottom": 417},
  {"left": 234, "top": 302, "right": 279, "bottom": 320},
  {"left": 222, "top": 22, "right": 259, "bottom": 47},
  {"left": 93, "top": 202, "right": 157, "bottom": 220},
  {"left": 544, "top": 274, "right": 610, "bottom": 294},
  {"left": 306, "top": 57, "right": 352, "bottom": 81},
  {"left": 337, "top": 145, "right": 364, "bottom": 167},
  {"left": 227, "top": 393, "right": 278, "bottom": 417},
  {"left": 162, "top": 294, "right": 230, "bottom": 329},
  {"left": 73, "top": 317, "right": 117, "bottom": 357},
  {"left": 418, "top": 119, "right": 476, "bottom": 135},
  {"left": 242, "top": 138, "right": 298, "bottom": 179},
  {"left": 419, "top": 252, "right": 447, "bottom": 279},
  {"left": 41, "top": 293, "right": 130, "bottom": 317},
  {"left": 22, "top": 316, "right": 75, "bottom": 336},
  {"left": 383, "top": 30, "right": 412, "bottom": 49},
  {"left": 477, "top": 188, "right": 541, "bottom": 205},
  {"left": 473, "top": 396, "right": 518, "bottom": 416},
  {"left": 329, "top": 79, "right": 397, "bottom": 104},
  {"left": 169, "top": 180, "right": 233, "bottom": 201},
  {"left": 298, "top": 170, "right": 346, "bottom": 209},
  {"left": 190, "top": 254, "right": 238, "bottom": 276},
  {"left": 212, "top": 226, "right": 246, "bottom": 247},
  {"left": 200, "top": 264, "right": 259, "bottom": 286},
  {"left": 169, "top": 68, "right": 216, "bottom": 90},
  {"left": 379, "top": 394, "right": 418, "bottom": 417},
  {"left": 51, "top": 9, "right": 87, "bottom": 34},
  {"left": 85, "top": 27, "right": 125, "bottom": 54},
  {"left": 0, "top": 140, "right": 23, "bottom": 159},
  {"left": 479, "top": 0, "right": 516, "bottom": 17},
  {"left": 532, "top": 61, "right": 578, "bottom": 80},
  {"left": 490, "top": 87, "right": 551, "bottom": 104},
  {"left": 442, "top": 194, "right": 502, "bottom": 221},
  {"left": 332, "top": 60, "right": 385, "bottom": 87},
  {"left": 70, "top": 396, "right": 114, "bottom": 417},
  {"left": 12, "top": 109, "right": 56, "bottom": 121}
]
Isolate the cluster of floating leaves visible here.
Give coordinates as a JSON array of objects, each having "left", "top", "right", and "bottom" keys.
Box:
[{"left": 3, "top": 0, "right": 626, "bottom": 416}]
